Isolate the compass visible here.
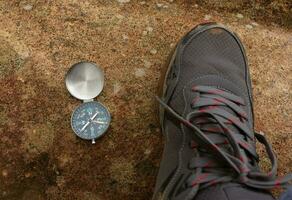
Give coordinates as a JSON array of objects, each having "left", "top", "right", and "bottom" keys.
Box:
[{"left": 65, "top": 62, "right": 111, "bottom": 144}]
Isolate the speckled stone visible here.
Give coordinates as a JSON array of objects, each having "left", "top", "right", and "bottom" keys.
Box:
[
  {"left": 0, "top": 1, "right": 291, "bottom": 199},
  {"left": 236, "top": 13, "right": 244, "bottom": 19},
  {"left": 117, "top": 0, "right": 130, "bottom": 3},
  {"left": 156, "top": 3, "right": 163, "bottom": 8},
  {"left": 146, "top": 27, "right": 153, "bottom": 32},
  {"left": 150, "top": 49, "right": 157, "bottom": 55},
  {"left": 204, "top": 15, "right": 211, "bottom": 20},
  {"left": 135, "top": 68, "right": 146, "bottom": 78},
  {"left": 143, "top": 60, "right": 152, "bottom": 68},
  {"left": 23, "top": 4, "right": 33, "bottom": 11},
  {"left": 246, "top": 24, "right": 253, "bottom": 29}
]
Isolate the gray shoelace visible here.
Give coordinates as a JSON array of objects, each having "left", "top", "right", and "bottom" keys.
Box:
[{"left": 157, "top": 85, "right": 292, "bottom": 199}]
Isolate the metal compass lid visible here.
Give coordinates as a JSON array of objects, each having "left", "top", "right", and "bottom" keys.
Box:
[{"left": 65, "top": 62, "right": 104, "bottom": 100}]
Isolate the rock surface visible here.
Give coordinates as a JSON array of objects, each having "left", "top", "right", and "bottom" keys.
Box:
[{"left": 0, "top": 1, "right": 291, "bottom": 199}]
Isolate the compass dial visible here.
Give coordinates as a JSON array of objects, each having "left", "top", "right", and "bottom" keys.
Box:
[{"left": 71, "top": 101, "right": 111, "bottom": 140}]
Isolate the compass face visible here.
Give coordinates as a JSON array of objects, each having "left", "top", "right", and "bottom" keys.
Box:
[{"left": 71, "top": 101, "right": 111, "bottom": 140}]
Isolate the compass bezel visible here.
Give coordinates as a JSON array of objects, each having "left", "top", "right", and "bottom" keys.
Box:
[{"left": 70, "top": 101, "right": 111, "bottom": 141}]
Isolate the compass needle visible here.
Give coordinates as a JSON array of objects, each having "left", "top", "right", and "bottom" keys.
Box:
[
  {"left": 80, "top": 121, "right": 90, "bottom": 132},
  {"left": 90, "top": 112, "right": 99, "bottom": 120},
  {"left": 93, "top": 120, "right": 107, "bottom": 124}
]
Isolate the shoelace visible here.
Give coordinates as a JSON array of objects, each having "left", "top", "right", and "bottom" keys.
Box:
[{"left": 157, "top": 85, "right": 292, "bottom": 199}]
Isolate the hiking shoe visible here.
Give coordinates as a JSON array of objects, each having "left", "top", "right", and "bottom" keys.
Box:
[{"left": 153, "top": 22, "right": 291, "bottom": 200}]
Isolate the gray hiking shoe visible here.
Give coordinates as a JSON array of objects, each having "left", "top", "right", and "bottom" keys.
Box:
[{"left": 153, "top": 23, "right": 291, "bottom": 200}]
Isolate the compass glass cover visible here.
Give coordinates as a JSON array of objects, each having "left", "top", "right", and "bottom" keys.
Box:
[{"left": 71, "top": 101, "right": 110, "bottom": 140}]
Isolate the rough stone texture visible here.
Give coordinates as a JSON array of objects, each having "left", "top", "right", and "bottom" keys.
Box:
[
  {"left": 0, "top": 38, "right": 24, "bottom": 78},
  {"left": 197, "top": 0, "right": 292, "bottom": 27},
  {"left": 0, "top": 1, "right": 291, "bottom": 200}
]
